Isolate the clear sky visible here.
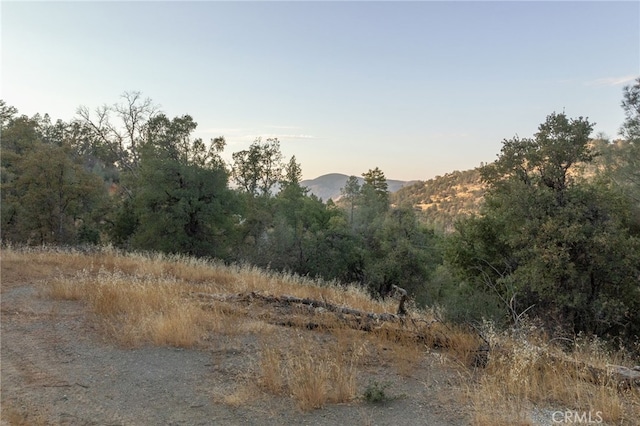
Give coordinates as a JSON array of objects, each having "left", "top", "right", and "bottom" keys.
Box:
[{"left": 2, "top": 1, "right": 638, "bottom": 181}]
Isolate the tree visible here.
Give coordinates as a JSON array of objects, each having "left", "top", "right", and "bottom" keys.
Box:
[
  {"left": 447, "top": 112, "right": 640, "bottom": 342},
  {"left": 615, "top": 78, "right": 640, "bottom": 205},
  {"left": 354, "top": 167, "right": 389, "bottom": 229},
  {"left": 340, "top": 175, "right": 361, "bottom": 226},
  {"left": 76, "top": 91, "right": 159, "bottom": 194},
  {"left": 231, "top": 138, "right": 284, "bottom": 197},
  {"left": 361, "top": 167, "right": 389, "bottom": 204},
  {"left": 482, "top": 112, "right": 594, "bottom": 202},
  {"left": 128, "top": 113, "right": 235, "bottom": 257},
  {"left": 369, "top": 207, "right": 440, "bottom": 300},
  {"left": 620, "top": 77, "right": 640, "bottom": 142},
  {"left": 279, "top": 155, "right": 307, "bottom": 200},
  {"left": 0, "top": 100, "right": 18, "bottom": 130},
  {"left": 1, "top": 106, "right": 108, "bottom": 245}
]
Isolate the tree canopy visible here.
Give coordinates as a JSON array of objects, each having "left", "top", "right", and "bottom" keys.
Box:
[{"left": 3, "top": 84, "right": 639, "bottom": 351}]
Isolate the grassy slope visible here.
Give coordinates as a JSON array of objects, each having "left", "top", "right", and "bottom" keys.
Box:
[
  {"left": 391, "top": 169, "right": 485, "bottom": 232},
  {"left": 2, "top": 247, "right": 638, "bottom": 424}
]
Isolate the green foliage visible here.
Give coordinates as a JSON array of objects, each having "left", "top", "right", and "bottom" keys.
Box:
[
  {"left": 231, "top": 138, "right": 284, "bottom": 197},
  {"left": 360, "top": 167, "right": 390, "bottom": 219},
  {"left": 363, "top": 380, "right": 393, "bottom": 404},
  {"left": 620, "top": 77, "right": 640, "bottom": 142},
  {"left": 365, "top": 207, "right": 441, "bottom": 301},
  {"left": 612, "top": 78, "right": 640, "bottom": 210},
  {"left": 446, "top": 112, "right": 640, "bottom": 343},
  {"left": 340, "top": 175, "right": 361, "bottom": 226},
  {"left": 108, "top": 199, "right": 139, "bottom": 248},
  {"left": 1, "top": 106, "right": 109, "bottom": 245},
  {"left": 128, "top": 114, "right": 235, "bottom": 258}
]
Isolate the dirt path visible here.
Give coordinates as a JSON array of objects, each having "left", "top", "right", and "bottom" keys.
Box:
[{"left": 1, "top": 280, "right": 470, "bottom": 425}]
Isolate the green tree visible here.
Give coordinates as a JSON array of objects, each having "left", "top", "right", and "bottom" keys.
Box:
[
  {"left": 279, "top": 155, "right": 307, "bottom": 200},
  {"left": 129, "top": 114, "right": 235, "bottom": 257},
  {"left": 615, "top": 78, "right": 640, "bottom": 206},
  {"left": 620, "top": 77, "right": 640, "bottom": 142},
  {"left": 231, "top": 138, "right": 284, "bottom": 197},
  {"left": 340, "top": 175, "right": 361, "bottom": 226},
  {"left": 369, "top": 207, "right": 441, "bottom": 301},
  {"left": 1, "top": 106, "right": 108, "bottom": 245},
  {"left": 447, "top": 112, "right": 640, "bottom": 342},
  {"left": 361, "top": 167, "right": 389, "bottom": 207}
]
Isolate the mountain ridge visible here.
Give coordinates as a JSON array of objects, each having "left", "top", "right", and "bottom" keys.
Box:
[
  {"left": 301, "top": 169, "right": 487, "bottom": 233},
  {"left": 301, "top": 173, "right": 414, "bottom": 201}
]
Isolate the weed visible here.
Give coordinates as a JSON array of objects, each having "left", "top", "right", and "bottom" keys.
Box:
[{"left": 363, "top": 380, "right": 392, "bottom": 404}]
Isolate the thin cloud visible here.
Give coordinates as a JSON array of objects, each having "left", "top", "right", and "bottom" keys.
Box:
[
  {"left": 584, "top": 75, "right": 637, "bottom": 87},
  {"left": 276, "top": 134, "right": 318, "bottom": 140},
  {"left": 240, "top": 133, "right": 318, "bottom": 141},
  {"left": 267, "top": 125, "right": 301, "bottom": 130},
  {"left": 201, "top": 127, "right": 246, "bottom": 134}
]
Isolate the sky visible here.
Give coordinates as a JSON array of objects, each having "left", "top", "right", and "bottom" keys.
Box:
[{"left": 2, "top": 1, "right": 639, "bottom": 181}]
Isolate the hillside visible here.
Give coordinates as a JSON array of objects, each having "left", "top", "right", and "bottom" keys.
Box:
[
  {"left": 301, "top": 170, "right": 486, "bottom": 232},
  {"left": 391, "top": 169, "right": 486, "bottom": 232},
  {"left": 301, "top": 173, "right": 412, "bottom": 202},
  {"left": 2, "top": 248, "right": 638, "bottom": 425}
]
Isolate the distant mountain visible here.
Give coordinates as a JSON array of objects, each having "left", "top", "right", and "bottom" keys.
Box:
[
  {"left": 301, "top": 173, "right": 411, "bottom": 202},
  {"left": 301, "top": 170, "right": 487, "bottom": 232}
]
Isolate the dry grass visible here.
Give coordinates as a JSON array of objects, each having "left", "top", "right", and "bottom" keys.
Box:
[
  {"left": 469, "top": 329, "right": 640, "bottom": 425},
  {"left": 258, "top": 332, "right": 367, "bottom": 410},
  {"left": 368, "top": 323, "right": 425, "bottom": 376},
  {"left": 50, "top": 270, "right": 206, "bottom": 348},
  {"left": 3, "top": 246, "right": 639, "bottom": 422},
  {"left": 221, "top": 384, "right": 257, "bottom": 408},
  {"left": 259, "top": 343, "right": 286, "bottom": 395}
]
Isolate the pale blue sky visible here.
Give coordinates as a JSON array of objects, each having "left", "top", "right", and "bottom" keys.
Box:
[{"left": 2, "top": 1, "right": 638, "bottom": 181}]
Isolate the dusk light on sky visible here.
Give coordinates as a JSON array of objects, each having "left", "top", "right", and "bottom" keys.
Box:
[{"left": 2, "top": 1, "right": 638, "bottom": 181}]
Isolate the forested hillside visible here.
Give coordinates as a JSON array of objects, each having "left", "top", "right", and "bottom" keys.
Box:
[
  {"left": 2, "top": 79, "right": 640, "bottom": 352},
  {"left": 390, "top": 139, "right": 639, "bottom": 233}
]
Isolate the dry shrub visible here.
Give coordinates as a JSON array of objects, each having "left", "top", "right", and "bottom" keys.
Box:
[
  {"left": 150, "top": 303, "right": 203, "bottom": 347},
  {"left": 89, "top": 277, "right": 205, "bottom": 348},
  {"left": 331, "top": 328, "right": 370, "bottom": 400},
  {"left": 443, "top": 325, "right": 485, "bottom": 368},
  {"left": 287, "top": 346, "right": 332, "bottom": 410}
]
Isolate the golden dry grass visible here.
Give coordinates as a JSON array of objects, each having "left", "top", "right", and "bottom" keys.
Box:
[
  {"left": 469, "top": 331, "right": 640, "bottom": 425},
  {"left": 257, "top": 331, "right": 367, "bottom": 410},
  {"left": 3, "top": 246, "right": 639, "bottom": 422}
]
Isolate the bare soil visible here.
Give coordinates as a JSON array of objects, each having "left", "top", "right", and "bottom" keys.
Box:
[{"left": 1, "top": 273, "right": 471, "bottom": 425}]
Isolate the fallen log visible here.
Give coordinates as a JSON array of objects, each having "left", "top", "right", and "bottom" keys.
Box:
[
  {"left": 192, "top": 290, "right": 447, "bottom": 345},
  {"left": 192, "top": 291, "right": 402, "bottom": 322},
  {"left": 192, "top": 291, "right": 640, "bottom": 388},
  {"left": 606, "top": 364, "right": 640, "bottom": 389}
]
